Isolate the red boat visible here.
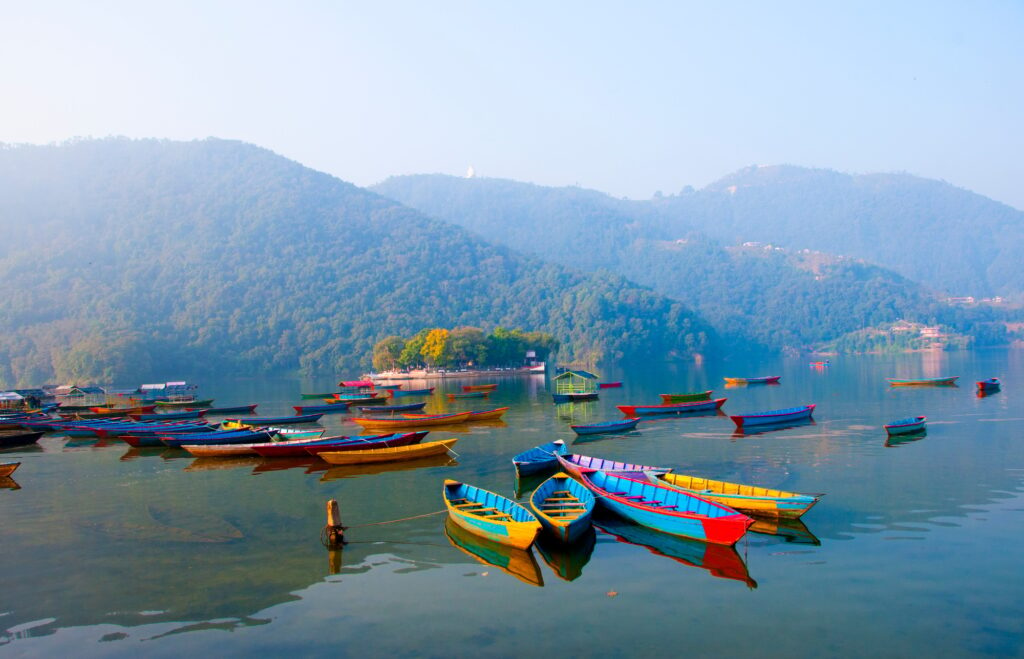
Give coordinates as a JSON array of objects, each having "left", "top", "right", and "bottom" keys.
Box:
[
  {"left": 598, "top": 381, "right": 623, "bottom": 389},
  {"left": 617, "top": 398, "right": 726, "bottom": 417}
]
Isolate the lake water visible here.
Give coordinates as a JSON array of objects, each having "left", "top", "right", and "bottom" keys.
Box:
[{"left": 2, "top": 350, "right": 1022, "bottom": 657}]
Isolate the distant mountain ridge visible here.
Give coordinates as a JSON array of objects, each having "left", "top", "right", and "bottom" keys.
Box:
[{"left": 0, "top": 138, "right": 712, "bottom": 385}]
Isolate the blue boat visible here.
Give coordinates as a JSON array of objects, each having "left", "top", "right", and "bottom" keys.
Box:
[
  {"left": 161, "top": 429, "right": 275, "bottom": 448},
  {"left": 730, "top": 404, "right": 815, "bottom": 429},
  {"left": 392, "top": 387, "right": 435, "bottom": 398},
  {"left": 203, "top": 404, "right": 258, "bottom": 415},
  {"left": 552, "top": 392, "right": 599, "bottom": 404},
  {"left": 570, "top": 418, "right": 640, "bottom": 436},
  {"left": 355, "top": 402, "right": 427, "bottom": 414},
  {"left": 884, "top": 416, "right": 927, "bottom": 435},
  {"left": 292, "top": 403, "right": 348, "bottom": 414},
  {"left": 225, "top": 413, "right": 323, "bottom": 425},
  {"left": 529, "top": 472, "right": 595, "bottom": 543},
  {"left": 578, "top": 470, "right": 753, "bottom": 545},
  {"left": 512, "top": 440, "right": 568, "bottom": 475}
]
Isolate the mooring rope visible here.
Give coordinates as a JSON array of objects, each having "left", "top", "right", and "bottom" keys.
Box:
[{"left": 320, "top": 509, "right": 448, "bottom": 546}]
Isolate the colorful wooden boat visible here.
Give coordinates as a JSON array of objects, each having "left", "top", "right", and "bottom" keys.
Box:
[
  {"left": 154, "top": 398, "right": 215, "bottom": 408},
  {"left": 447, "top": 391, "right": 489, "bottom": 399},
  {"left": 647, "top": 472, "right": 823, "bottom": 519},
  {"left": 0, "top": 431, "right": 45, "bottom": 448},
  {"left": 555, "top": 453, "right": 670, "bottom": 480},
  {"left": 392, "top": 387, "right": 435, "bottom": 397},
  {"left": 616, "top": 398, "right": 726, "bottom": 417},
  {"left": 161, "top": 430, "right": 275, "bottom": 449},
  {"left": 319, "top": 438, "right": 457, "bottom": 465},
  {"left": 529, "top": 472, "right": 595, "bottom": 543},
  {"left": 224, "top": 413, "right": 323, "bottom": 425},
  {"left": 443, "top": 479, "right": 541, "bottom": 549},
  {"left": 597, "top": 381, "right": 623, "bottom": 389},
  {"left": 354, "top": 402, "right": 426, "bottom": 414},
  {"left": 89, "top": 405, "right": 157, "bottom": 415},
  {"left": 579, "top": 470, "right": 753, "bottom": 545},
  {"left": 886, "top": 376, "right": 958, "bottom": 386},
  {"left": 300, "top": 392, "right": 340, "bottom": 399},
  {"left": 658, "top": 390, "right": 713, "bottom": 403},
  {"left": 400, "top": 407, "right": 509, "bottom": 422},
  {"left": 976, "top": 378, "right": 1001, "bottom": 392},
  {"left": 570, "top": 417, "right": 640, "bottom": 435},
  {"left": 724, "top": 376, "right": 781, "bottom": 385},
  {"left": 202, "top": 404, "right": 258, "bottom": 415},
  {"left": 594, "top": 516, "right": 756, "bottom": 588},
  {"left": 462, "top": 383, "right": 498, "bottom": 392},
  {"left": 292, "top": 403, "right": 349, "bottom": 414},
  {"left": 443, "top": 518, "right": 544, "bottom": 587},
  {"left": 352, "top": 411, "right": 472, "bottom": 429},
  {"left": 730, "top": 404, "right": 815, "bottom": 428},
  {"left": 334, "top": 394, "right": 387, "bottom": 404},
  {"left": 0, "top": 462, "right": 20, "bottom": 477},
  {"left": 253, "top": 432, "right": 426, "bottom": 458},
  {"left": 884, "top": 416, "right": 927, "bottom": 435},
  {"left": 129, "top": 409, "right": 207, "bottom": 421},
  {"left": 512, "top": 440, "right": 568, "bottom": 475},
  {"left": 552, "top": 392, "right": 599, "bottom": 403}
]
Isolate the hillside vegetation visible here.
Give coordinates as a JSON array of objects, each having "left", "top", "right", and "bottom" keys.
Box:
[{"left": 0, "top": 139, "right": 713, "bottom": 386}]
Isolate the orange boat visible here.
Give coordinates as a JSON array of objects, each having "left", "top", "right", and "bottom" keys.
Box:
[
  {"left": 87, "top": 405, "right": 157, "bottom": 415},
  {"left": 403, "top": 407, "right": 510, "bottom": 422},
  {"left": 352, "top": 411, "right": 473, "bottom": 429},
  {"left": 462, "top": 383, "right": 498, "bottom": 392}
]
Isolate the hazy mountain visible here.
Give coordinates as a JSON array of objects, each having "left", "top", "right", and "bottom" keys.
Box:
[
  {"left": 373, "top": 173, "right": 1012, "bottom": 350},
  {"left": 0, "top": 138, "right": 713, "bottom": 386}
]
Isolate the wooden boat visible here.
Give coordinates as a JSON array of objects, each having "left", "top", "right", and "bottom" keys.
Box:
[
  {"left": 352, "top": 411, "right": 472, "bottom": 430},
  {"left": 443, "top": 479, "right": 541, "bottom": 549},
  {"left": 392, "top": 387, "right": 435, "bottom": 397},
  {"left": 730, "top": 404, "right": 816, "bottom": 428},
  {"left": 512, "top": 440, "right": 568, "bottom": 475},
  {"left": 154, "top": 398, "right": 214, "bottom": 408},
  {"left": 446, "top": 391, "right": 489, "bottom": 400},
  {"left": 570, "top": 417, "right": 640, "bottom": 435},
  {"left": 0, "top": 462, "right": 20, "bottom": 477},
  {"left": 723, "top": 376, "right": 781, "bottom": 385},
  {"left": 555, "top": 453, "right": 670, "bottom": 480},
  {"left": 129, "top": 409, "right": 207, "bottom": 421},
  {"left": 552, "top": 392, "right": 599, "bottom": 403},
  {"left": 529, "top": 472, "right": 595, "bottom": 543},
  {"left": 462, "top": 383, "right": 498, "bottom": 392},
  {"left": 334, "top": 394, "right": 387, "bottom": 404},
  {"left": 292, "top": 403, "right": 349, "bottom": 414},
  {"left": 202, "top": 404, "right": 258, "bottom": 415},
  {"left": 318, "top": 438, "right": 457, "bottom": 465},
  {"left": 658, "top": 390, "right": 713, "bottom": 403},
  {"left": 886, "top": 376, "right": 959, "bottom": 386},
  {"left": 976, "top": 378, "right": 1001, "bottom": 392},
  {"left": 616, "top": 398, "right": 726, "bottom": 417},
  {"left": 355, "top": 402, "right": 426, "bottom": 414},
  {"left": 300, "top": 392, "right": 340, "bottom": 399},
  {"left": 466, "top": 407, "right": 509, "bottom": 421},
  {"left": 579, "top": 470, "right": 753, "bottom": 545},
  {"left": 271, "top": 427, "right": 327, "bottom": 440},
  {"left": 224, "top": 413, "right": 323, "bottom": 425},
  {"left": 161, "top": 430, "right": 275, "bottom": 449},
  {"left": 884, "top": 416, "right": 927, "bottom": 435},
  {"left": 648, "top": 472, "right": 823, "bottom": 519},
  {"left": 89, "top": 405, "right": 157, "bottom": 415},
  {"left": 594, "top": 516, "right": 756, "bottom": 588},
  {"left": 0, "top": 430, "right": 45, "bottom": 448},
  {"left": 250, "top": 432, "right": 426, "bottom": 458},
  {"left": 443, "top": 518, "right": 544, "bottom": 587},
  {"left": 597, "top": 381, "right": 623, "bottom": 389}
]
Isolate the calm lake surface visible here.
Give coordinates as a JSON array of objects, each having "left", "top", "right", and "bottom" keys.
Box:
[{"left": 2, "top": 350, "right": 1023, "bottom": 657}]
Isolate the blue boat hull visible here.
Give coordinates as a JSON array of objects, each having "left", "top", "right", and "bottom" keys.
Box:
[{"left": 571, "top": 418, "right": 640, "bottom": 435}]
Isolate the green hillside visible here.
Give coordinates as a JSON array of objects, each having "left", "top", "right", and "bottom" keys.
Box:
[{"left": 0, "top": 138, "right": 713, "bottom": 386}]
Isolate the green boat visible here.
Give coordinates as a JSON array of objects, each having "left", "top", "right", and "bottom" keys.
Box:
[
  {"left": 301, "top": 392, "right": 339, "bottom": 399},
  {"left": 154, "top": 398, "right": 215, "bottom": 408},
  {"left": 658, "top": 390, "right": 713, "bottom": 403}
]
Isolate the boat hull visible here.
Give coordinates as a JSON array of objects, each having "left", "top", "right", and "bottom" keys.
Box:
[
  {"left": 724, "top": 376, "right": 781, "bottom": 385},
  {"left": 886, "top": 377, "right": 959, "bottom": 386},
  {"left": 651, "top": 473, "right": 822, "bottom": 519},
  {"left": 529, "top": 472, "right": 595, "bottom": 543},
  {"left": 444, "top": 480, "right": 541, "bottom": 549},
  {"left": 730, "top": 404, "right": 816, "bottom": 428},
  {"left": 318, "top": 438, "right": 457, "bottom": 465},
  {"left": 617, "top": 398, "right": 726, "bottom": 417},
  {"left": 570, "top": 418, "right": 640, "bottom": 435}
]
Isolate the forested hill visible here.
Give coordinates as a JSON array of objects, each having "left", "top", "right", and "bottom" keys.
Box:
[
  {"left": 372, "top": 174, "right": 1013, "bottom": 351},
  {"left": 0, "top": 139, "right": 713, "bottom": 386},
  {"left": 374, "top": 167, "right": 1024, "bottom": 297}
]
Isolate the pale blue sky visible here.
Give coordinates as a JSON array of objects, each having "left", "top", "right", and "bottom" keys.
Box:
[{"left": 3, "top": 1, "right": 1022, "bottom": 208}]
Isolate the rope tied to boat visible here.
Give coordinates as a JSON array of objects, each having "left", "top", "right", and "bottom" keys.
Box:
[{"left": 320, "top": 509, "right": 447, "bottom": 547}]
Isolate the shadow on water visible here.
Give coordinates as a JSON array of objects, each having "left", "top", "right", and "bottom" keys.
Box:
[
  {"left": 884, "top": 429, "right": 928, "bottom": 448},
  {"left": 443, "top": 518, "right": 544, "bottom": 587},
  {"left": 731, "top": 419, "right": 817, "bottom": 439},
  {"left": 748, "top": 517, "right": 821, "bottom": 546},
  {"left": 535, "top": 528, "right": 596, "bottom": 582}
]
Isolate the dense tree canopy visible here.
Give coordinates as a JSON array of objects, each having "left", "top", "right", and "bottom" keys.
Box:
[{"left": 373, "top": 326, "right": 557, "bottom": 370}]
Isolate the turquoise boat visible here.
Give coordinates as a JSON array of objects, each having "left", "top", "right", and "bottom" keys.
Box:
[
  {"left": 443, "top": 480, "right": 541, "bottom": 549},
  {"left": 884, "top": 416, "right": 926, "bottom": 435},
  {"left": 529, "top": 472, "right": 595, "bottom": 543},
  {"left": 886, "top": 376, "right": 958, "bottom": 386},
  {"left": 570, "top": 417, "right": 640, "bottom": 435},
  {"left": 512, "top": 440, "right": 568, "bottom": 475}
]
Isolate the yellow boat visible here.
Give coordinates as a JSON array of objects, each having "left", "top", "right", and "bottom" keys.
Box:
[
  {"left": 402, "top": 407, "right": 509, "bottom": 422},
  {"left": 649, "top": 472, "right": 822, "bottom": 519},
  {"left": 352, "top": 411, "right": 472, "bottom": 430},
  {"left": 444, "top": 479, "right": 541, "bottom": 549},
  {"left": 319, "top": 438, "right": 458, "bottom": 465}
]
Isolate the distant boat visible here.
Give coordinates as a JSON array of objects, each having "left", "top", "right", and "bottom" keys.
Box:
[
  {"left": 658, "top": 390, "right": 713, "bottom": 403},
  {"left": 724, "top": 376, "right": 781, "bottom": 385},
  {"left": 292, "top": 403, "right": 349, "bottom": 414},
  {"left": 154, "top": 398, "right": 215, "bottom": 408},
  {"left": 128, "top": 409, "right": 207, "bottom": 421},
  {"left": 462, "top": 384, "right": 498, "bottom": 392},
  {"left": 809, "top": 360, "right": 830, "bottom": 366},
  {"left": 512, "top": 440, "right": 568, "bottom": 475},
  {"left": 552, "top": 392, "right": 599, "bottom": 403},
  {"left": 976, "top": 378, "right": 1001, "bottom": 393},
  {"left": 886, "top": 376, "right": 958, "bottom": 386},
  {"left": 402, "top": 407, "right": 509, "bottom": 422},
  {"left": 443, "top": 479, "right": 541, "bottom": 549},
  {"left": 529, "top": 472, "right": 595, "bottom": 543},
  {"left": 597, "top": 381, "right": 623, "bottom": 389},
  {"left": 224, "top": 413, "right": 323, "bottom": 425},
  {"left": 570, "top": 417, "right": 640, "bottom": 435},
  {"left": 202, "top": 404, "right": 258, "bottom": 415},
  {"left": 617, "top": 398, "right": 726, "bottom": 417},
  {"left": 392, "top": 387, "right": 435, "bottom": 398},
  {"left": 0, "top": 430, "right": 44, "bottom": 449},
  {"left": 352, "top": 411, "right": 471, "bottom": 429},
  {"left": 730, "top": 404, "right": 815, "bottom": 429},
  {"left": 0, "top": 462, "right": 20, "bottom": 477},
  {"left": 647, "top": 472, "right": 823, "bottom": 519},
  {"left": 447, "top": 391, "right": 489, "bottom": 399},
  {"left": 884, "top": 416, "right": 927, "bottom": 435},
  {"left": 300, "top": 392, "right": 340, "bottom": 399}
]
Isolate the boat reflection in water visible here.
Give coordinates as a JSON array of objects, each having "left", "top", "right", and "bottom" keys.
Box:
[
  {"left": 443, "top": 518, "right": 544, "bottom": 587},
  {"left": 534, "top": 528, "right": 596, "bottom": 582},
  {"left": 594, "top": 515, "right": 757, "bottom": 589},
  {"left": 748, "top": 517, "right": 821, "bottom": 545},
  {"left": 320, "top": 454, "right": 457, "bottom": 482},
  {"left": 884, "top": 429, "right": 928, "bottom": 448},
  {"left": 514, "top": 471, "right": 551, "bottom": 499},
  {"left": 185, "top": 456, "right": 264, "bottom": 472},
  {"left": 732, "top": 419, "right": 817, "bottom": 439},
  {"left": 0, "top": 476, "right": 20, "bottom": 490}
]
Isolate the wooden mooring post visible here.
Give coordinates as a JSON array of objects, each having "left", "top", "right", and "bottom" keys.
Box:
[{"left": 326, "top": 499, "right": 346, "bottom": 546}]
